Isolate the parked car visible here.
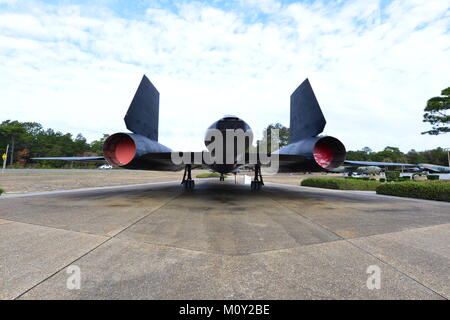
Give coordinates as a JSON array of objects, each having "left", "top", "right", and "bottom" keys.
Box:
[{"left": 98, "top": 164, "right": 112, "bottom": 170}]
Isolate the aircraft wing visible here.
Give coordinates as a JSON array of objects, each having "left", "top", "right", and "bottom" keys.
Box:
[
  {"left": 344, "top": 160, "right": 417, "bottom": 167},
  {"left": 32, "top": 156, "right": 105, "bottom": 161},
  {"left": 241, "top": 153, "right": 310, "bottom": 172},
  {"left": 136, "top": 152, "right": 207, "bottom": 171},
  {"left": 129, "top": 152, "right": 310, "bottom": 172}
]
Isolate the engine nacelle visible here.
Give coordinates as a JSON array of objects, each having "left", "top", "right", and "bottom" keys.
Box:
[
  {"left": 103, "top": 132, "right": 171, "bottom": 167},
  {"left": 277, "top": 136, "right": 346, "bottom": 170}
]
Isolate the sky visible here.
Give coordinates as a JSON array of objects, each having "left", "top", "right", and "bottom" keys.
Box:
[{"left": 0, "top": 0, "right": 449, "bottom": 153}]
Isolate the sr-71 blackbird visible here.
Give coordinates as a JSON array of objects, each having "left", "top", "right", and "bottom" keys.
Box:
[{"left": 34, "top": 75, "right": 428, "bottom": 189}]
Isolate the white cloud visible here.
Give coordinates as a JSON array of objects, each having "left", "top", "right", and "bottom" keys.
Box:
[{"left": 0, "top": 0, "right": 449, "bottom": 153}]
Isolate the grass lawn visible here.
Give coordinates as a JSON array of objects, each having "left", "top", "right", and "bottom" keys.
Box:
[{"left": 196, "top": 172, "right": 228, "bottom": 178}]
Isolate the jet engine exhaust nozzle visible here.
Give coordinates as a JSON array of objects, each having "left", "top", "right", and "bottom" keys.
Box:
[
  {"left": 103, "top": 133, "right": 136, "bottom": 166},
  {"left": 313, "top": 136, "right": 346, "bottom": 170}
]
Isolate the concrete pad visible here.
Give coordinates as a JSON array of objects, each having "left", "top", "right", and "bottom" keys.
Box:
[
  {"left": 0, "top": 218, "right": 12, "bottom": 225},
  {"left": 116, "top": 183, "right": 340, "bottom": 254},
  {"left": 266, "top": 184, "right": 450, "bottom": 238},
  {"left": 20, "top": 238, "right": 440, "bottom": 299},
  {"left": 0, "top": 184, "right": 180, "bottom": 236},
  {"left": 350, "top": 223, "right": 450, "bottom": 299},
  {"left": 0, "top": 221, "right": 106, "bottom": 299},
  {"left": 2, "top": 179, "right": 449, "bottom": 299}
]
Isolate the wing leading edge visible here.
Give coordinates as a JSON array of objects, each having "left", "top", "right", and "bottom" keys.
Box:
[
  {"left": 32, "top": 156, "right": 105, "bottom": 161},
  {"left": 344, "top": 160, "right": 416, "bottom": 167}
]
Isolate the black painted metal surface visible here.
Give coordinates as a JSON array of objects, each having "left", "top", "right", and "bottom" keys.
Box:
[
  {"left": 124, "top": 75, "right": 160, "bottom": 141},
  {"left": 289, "top": 79, "right": 326, "bottom": 143}
]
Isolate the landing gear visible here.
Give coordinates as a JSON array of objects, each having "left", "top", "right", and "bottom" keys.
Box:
[
  {"left": 251, "top": 164, "right": 264, "bottom": 190},
  {"left": 220, "top": 173, "right": 225, "bottom": 181},
  {"left": 181, "top": 164, "right": 195, "bottom": 189}
]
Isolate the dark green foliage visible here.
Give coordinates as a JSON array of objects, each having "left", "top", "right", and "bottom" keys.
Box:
[
  {"left": 263, "top": 122, "right": 448, "bottom": 166},
  {"left": 376, "top": 182, "right": 450, "bottom": 202},
  {"left": 0, "top": 188, "right": 3, "bottom": 195},
  {"left": 427, "top": 175, "right": 440, "bottom": 180},
  {"left": 346, "top": 147, "right": 373, "bottom": 161},
  {"left": 301, "top": 178, "right": 380, "bottom": 191},
  {"left": 385, "top": 171, "right": 400, "bottom": 180},
  {"left": 344, "top": 146, "right": 448, "bottom": 166},
  {"left": 0, "top": 120, "right": 109, "bottom": 168},
  {"left": 422, "top": 87, "right": 449, "bottom": 135},
  {"left": 379, "top": 178, "right": 386, "bottom": 182},
  {"left": 254, "top": 123, "right": 291, "bottom": 153}
]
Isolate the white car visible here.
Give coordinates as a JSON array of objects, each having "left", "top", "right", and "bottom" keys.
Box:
[{"left": 98, "top": 164, "right": 113, "bottom": 170}]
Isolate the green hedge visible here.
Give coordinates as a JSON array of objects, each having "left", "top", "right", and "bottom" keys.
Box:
[
  {"left": 427, "top": 175, "right": 440, "bottom": 180},
  {"left": 385, "top": 171, "right": 400, "bottom": 180},
  {"left": 301, "top": 178, "right": 380, "bottom": 191},
  {"left": 376, "top": 182, "right": 450, "bottom": 202},
  {"left": 0, "top": 188, "right": 3, "bottom": 195},
  {"left": 388, "top": 176, "right": 411, "bottom": 182}
]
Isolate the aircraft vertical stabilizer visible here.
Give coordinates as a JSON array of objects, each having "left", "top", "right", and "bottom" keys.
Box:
[
  {"left": 124, "top": 75, "right": 159, "bottom": 141},
  {"left": 289, "top": 79, "right": 326, "bottom": 143}
]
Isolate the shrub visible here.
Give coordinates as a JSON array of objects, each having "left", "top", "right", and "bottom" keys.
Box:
[
  {"left": 0, "top": 188, "right": 3, "bottom": 195},
  {"left": 301, "top": 178, "right": 380, "bottom": 191},
  {"left": 379, "top": 178, "right": 386, "bottom": 182},
  {"left": 385, "top": 171, "right": 400, "bottom": 180},
  {"left": 376, "top": 181, "right": 450, "bottom": 202},
  {"left": 427, "top": 175, "right": 440, "bottom": 180}
]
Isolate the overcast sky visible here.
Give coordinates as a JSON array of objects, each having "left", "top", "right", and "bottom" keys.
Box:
[{"left": 0, "top": 0, "right": 449, "bottom": 153}]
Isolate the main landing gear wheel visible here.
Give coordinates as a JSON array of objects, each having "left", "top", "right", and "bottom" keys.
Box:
[
  {"left": 181, "top": 164, "right": 195, "bottom": 189},
  {"left": 220, "top": 174, "right": 225, "bottom": 181},
  {"left": 250, "top": 181, "right": 263, "bottom": 190},
  {"left": 183, "top": 180, "right": 195, "bottom": 189},
  {"left": 251, "top": 164, "right": 264, "bottom": 190}
]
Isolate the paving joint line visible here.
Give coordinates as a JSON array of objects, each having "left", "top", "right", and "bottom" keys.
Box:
[
  {"left": 13, "top": 187, "right": 184, "bottom": 299},
  {"left": 264, "top": 189, "right": 448, "bottom": 300}
]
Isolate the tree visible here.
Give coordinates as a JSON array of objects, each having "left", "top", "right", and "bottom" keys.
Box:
[
  {"left": 0, "top": 120, "right": 105, "bottom": 168},
  {"left": 257, "top": 123, "right": 290, "bottom": 152},
  {"left": 346, "top": 147, "right": 373, "bottom": 161},
  {"left": 372, "top": 146, "right": 406, "bottom": 163},
  {"left": 0, "top": 120, "right": 27, "bottom": 165},
  {"left": 422, "top": 87, "right": 449, "bottom": 135},
  {"left": 406, "top": 149, "right": 424, "bottom": 164},
  {"left": 90, "top": 134, "right": 110, "bottom": 155}
]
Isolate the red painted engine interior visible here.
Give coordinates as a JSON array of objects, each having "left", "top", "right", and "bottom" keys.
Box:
[
  {"left": 313, "top": 139, "right": 334, "bottom": 168},
  {"left": 103, "top": 133, "right": 136, "bottom": 166}
]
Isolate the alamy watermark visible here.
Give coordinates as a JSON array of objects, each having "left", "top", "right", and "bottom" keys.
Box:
[
  {"left": 366, "top": 265, "right": 381, "bottom": 290},
  {"left": 66, "top": 265, "right": 81, "bottom": 290},
  {"left": 170, "top": 128, "right": 280, "bottom": 174}
]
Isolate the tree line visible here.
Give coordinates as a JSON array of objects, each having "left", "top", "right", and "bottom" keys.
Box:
[
  {"left": 0, "top": 120, "right": 107, "bottom": 168},
  {"left": 0, "top": 120, "right": 448, "bottom": 168},
  {"left": 259, "top": 123, "right": 449, "bottom": 166}
]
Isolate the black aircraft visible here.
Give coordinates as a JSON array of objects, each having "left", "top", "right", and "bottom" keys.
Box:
[{"left": 35, "top": 75, "right": 410, "bottom": 190}]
